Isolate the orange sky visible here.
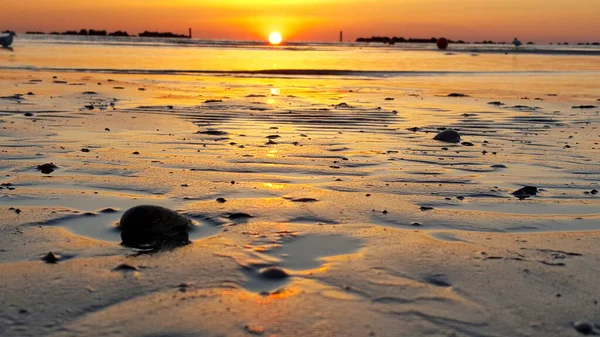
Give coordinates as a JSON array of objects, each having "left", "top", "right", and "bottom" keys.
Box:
[{"left": 3, "top": 0, "right": 599, "bottom": 42}]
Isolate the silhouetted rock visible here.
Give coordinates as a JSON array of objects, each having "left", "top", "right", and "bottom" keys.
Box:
[
  {"left": 433, "top": 129, "right": 461, "bottom": 143},
  {"left": 512, "top": 186, "right": 538, "bottom": 199},
  {"left": 260, "top": 267, "right": 289, "bottom": 280},
  {"left": 118, "top": 205, "right": 192, "bottom": 249},
  {"left": 36, "top": 163, "right": 58, "bottom": 174}
]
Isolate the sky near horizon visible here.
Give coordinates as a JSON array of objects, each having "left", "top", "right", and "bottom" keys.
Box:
[{"left": 3, "top": 0, "right": 599, "bottom": 42}]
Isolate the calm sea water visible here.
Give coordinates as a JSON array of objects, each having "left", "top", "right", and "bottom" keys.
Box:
[{"left": 1, "top": 35, "right": 600, "bottom": 76}]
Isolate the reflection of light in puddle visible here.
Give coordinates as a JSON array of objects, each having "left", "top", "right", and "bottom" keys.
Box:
[
  {"left": 270, "top": 88, "right": 280, "bottom": 96},
  {"left": 266, "top": 149, "right": 278, "bottom": 158},
  {"left": 263, "top": 183, "right": 285, "bottom": 189},
  {"left": 267, "top": 99, "right": 275, "bottom": 105}
]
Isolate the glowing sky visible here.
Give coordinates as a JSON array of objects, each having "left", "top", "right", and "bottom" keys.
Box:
[{"left": 3, "top": 0, "right": 599, "bottom": 42}]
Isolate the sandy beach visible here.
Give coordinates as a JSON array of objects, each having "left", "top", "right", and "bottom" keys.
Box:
[{"left": 1, "top": 37, "right": 600, "bottom": 336}]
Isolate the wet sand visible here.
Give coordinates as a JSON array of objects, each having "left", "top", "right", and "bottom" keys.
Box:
[{"left": 1, "top": 69, "right": 599, "bottom": 336}]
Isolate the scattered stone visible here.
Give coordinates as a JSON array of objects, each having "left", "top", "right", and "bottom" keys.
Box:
[
  {"left": 42, "top": 252, "right": 59, "bottom": 264},
  {"left": 82, "top": 91, "right": 98, "bottom": 95},
  {"left": 572, "top": 321, "right": 595, "bottom": 335},
  {"left": 385, "top": 97, "right": 394, "bottom": 101},
  {"left": 204, "top": 99, "right": 223, "bottom": 103},
  {"left": 99, "top": 208, "right": 118, "bottom": 213},
  {"left": 411, "top": 222, "right": 422, "bottom": 226},
  {"left": 512, "top": 186, "right": 538, "bottom": 199},
  {"left": 260, "top": 267, "right": 289, "bottom": 280},
  {"left": 132, "top": 151, "right": 140, "bottom": 155},
  {"left": 572, "top": 105, "right": 597, "bottom": 109},
  {"left": 24, "top": 112, "right": 34, "bottom": 117},
  {"left": 197, "top": 130, "right": 228, "bottom": 136},
  {"left": 81, "top": 148, "right": 90, "bottom": 153},
  {"left": 447, "top": 93, "right": 468, "bottom": 97},
  {"left": 216, "top": 197, "right": 227, "bottom": 203},
  {"left": 420, "top": 206, "right": 434, "bottom": 211},
  {"left": 488, "top": 101, "right": 505, "bottom": 106},
  {"left": 113, "top": 264, "right": 139, "bottom": 272},
  {"left": 334, "top": 102, "right": 353, "bottom": 108},
  {"left": 407, "top": 127, "right": 421, "bottom": 132},
  {"left": 228, "top": 213, "right": 253, "bottom": 220},
  {"left": 36, "top": 163, "right": 58, "bottom": 174},
  {"left": 118, "top": 205, "right": 193, "bottom": 248},
  {"left": 457, "top": 196, "right": 465, "bottom": 200},
  {"left": 266, "top": 135, "right": 280, "bottom": 139},
  {"left": 84, "top": 105, "right": 94, "bottom": 110},
  {"left": 105, "top": 128, "right": 110, "bottom": 131},
  {"left": 138, "top": 88, "right": 146, "bottom": 91},
  {"left": 433, "top": 129, "right": 461, "bottom": 143},
  {"left": 461, "top": 142, "right": 474, "bottom": 146},
  {"left": 291, "top": 198, "right": 318, "bottom": 203}
]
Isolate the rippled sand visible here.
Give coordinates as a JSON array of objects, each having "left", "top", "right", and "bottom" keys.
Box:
[{"left": 1, "top": 70, "right": 599, "bottom": 336}]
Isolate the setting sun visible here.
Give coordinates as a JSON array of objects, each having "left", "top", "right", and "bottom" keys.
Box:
[{"left": 268, "top": 32, "right": 282, "bottom": 45}]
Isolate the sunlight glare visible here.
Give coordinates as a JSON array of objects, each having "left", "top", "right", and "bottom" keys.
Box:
[{"left": 269, "top": 32, "right": 282, "bottom": 45}]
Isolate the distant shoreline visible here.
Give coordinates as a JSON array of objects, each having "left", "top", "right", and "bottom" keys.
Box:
[
  {"left": 21, "top": 29, "right": 191, "bottom": 39},
  {"left": 355, "top": 36, "right": 600, "bottom": 46}
]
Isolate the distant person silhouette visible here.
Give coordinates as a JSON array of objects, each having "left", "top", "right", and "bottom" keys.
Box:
[{"left": 513, "top": 37, "right": 522, "bottom": 49}]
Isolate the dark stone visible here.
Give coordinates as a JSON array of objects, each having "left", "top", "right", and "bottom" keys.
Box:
[
  {"left": 591, "top": 189, "right": 598, "bottom": 195},
  {"left": 291, "top": 198, "right": 318, "bottom": 203},
  {"left": 228, "top": 213, "right": 253, "bottom": 220},
  {"left": 36, "top": 163, "right": 58, "bottom": 174},
  {"left": 118, "top": 205, "right": 192, "bottom": 249},
  {"left": 434, "top": 129, "right": 461, "bottom": 143},
  {"left": 488, "top": 101, "right": 505, "bottom": 106},
  {"left": 572, "top": 105, "right": 597, "bottom": 109},
  {"left": 260, "top": 267, "right": 289, "bottom": 280},
  {"left": 420, "top": 206, "right": 434, "bottom": 211},
  {"left": 204, "top": 99, "right": 223, "bottom": 103},
  {"left": 447, "top": 93, "right": 468, "bottom": 97},
  {"left": 24, "top": 112, "right": 34, "bottom": 117},
  {"left": 266, "top": 135, "right": 280, "bottom": 139},
  {"left": 132, "top": 151, "right": 140, "bottom": 155},
  {"left": 216, "top": 198, "right": 227, "bottom": 203},
  {"left": 411, "top": 222, "right": 422, "bottom": 226},
  {"left": 572, "top": 321, "right": 594, "bottom": 335},
  {"left": 197, "top": 130, "right": 228, "bottom": 136},
  {"left": 113, "top": 264, "right": 139, "bottom": 272},
  {"left": 99, "top": 208, "right": 118, "bottom": 213},
  {"left": 461, "top": 142, "right": 474, "bottom": 146},
  {"left": 512, "top": 186, "right": 538, "bottom": 199},
  {"left": 42, "top": 252, "right": 59, "bottom": 264},
  {"left": 81, "top": 148, "right": 90, "bottom": 153}
]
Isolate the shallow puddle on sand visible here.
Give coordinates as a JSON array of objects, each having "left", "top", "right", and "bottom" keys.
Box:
[
  {"left": 0, "top": 192, "right": 220, "bottom": 243},
  {"left": 242, "top": 234, "right": 362, "bottom": 293},
  {"left": 262, "top": 234, "right": 362, "bottom": 270},
  {"left": 438, "top": 200, "right": 600, "bottom": 216}
]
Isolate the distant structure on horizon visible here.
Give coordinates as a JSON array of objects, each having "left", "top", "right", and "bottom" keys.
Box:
[{"left": 339, "top": 31, "right": 343, "bottom": 43}]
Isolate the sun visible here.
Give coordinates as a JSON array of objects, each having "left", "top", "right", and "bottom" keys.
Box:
[{"left": 269, "top": 32, "right": 282, "bottom": 45}]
